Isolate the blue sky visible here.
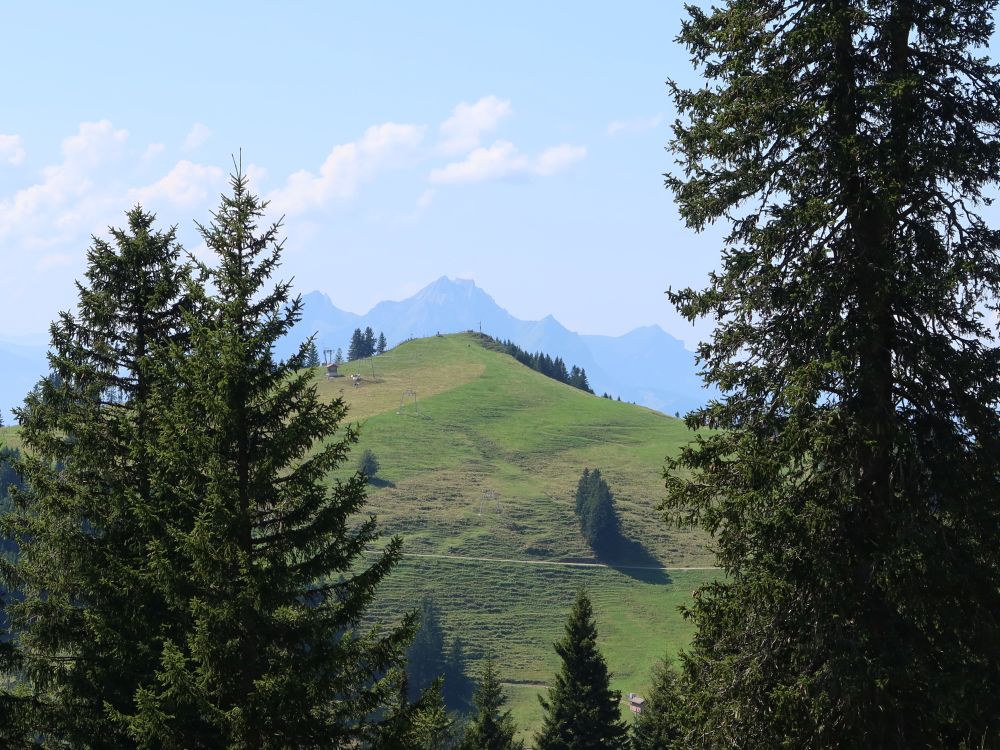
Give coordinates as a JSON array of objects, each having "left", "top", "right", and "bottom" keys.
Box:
[{"left": 9, "top": 3, "right": 996, "bottom": 349}]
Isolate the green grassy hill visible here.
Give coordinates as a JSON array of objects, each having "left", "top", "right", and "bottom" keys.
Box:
[
  {"left": 1, "top": 333, "right": 715, "bottom": 739},
  {"left": 327, "top": 333, "right": 713, "bottom": 738}
]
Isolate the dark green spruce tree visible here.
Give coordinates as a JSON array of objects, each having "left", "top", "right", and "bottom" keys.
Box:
[
  {"left": 574, "top": 468, "right": 620, "bottom": 556},
  {"left": 1, "top": 431, "right": 32, "bottom": 748},
  {"left": 121, "top": 169, "right": 413, "bottom": 748},
  {"left": 404, "top": 681, "right": 456, "bottom": 750},
  {"left": 0, "top": 207, "right": 190, "bottom": 747},
  {"left": 348, "top": 328, "right": 365, "bottom": 361},
  {"left": 306, "top": 340, "right": 321, "bottom": 368},
  {"left": 664, "top": 2, "right": 1000, "bottom": 747},
  {"left": 377, "top": 331, "right": 387, "bottom": 355},
  {"left": 363, "top": 326, "right": 376, "bottom": 358},
  {"left": 406, "top": 596, "right": 446, "bottom": 702},
  {"left": 442, "top": 636, "right": 474, "bottom": 713},
  {"left": 459, "top": 655, "right": 524, "bottom": 750},
  {"left": 535, "top": 591, "right": 627, "bottom": 750},
  {"left": 630, "top": 658, "right": 683, "bottom": 750}
]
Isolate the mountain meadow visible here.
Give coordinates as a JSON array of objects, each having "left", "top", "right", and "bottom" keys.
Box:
[
  {"left": 1, "top": 329, "right": 712, "bottom": 741},
  {"left": 6, "top": 2, "right": 1000, "bottom": 745},
  {"left": 321, "top": 333, "right": 714, "bottom": 736}
]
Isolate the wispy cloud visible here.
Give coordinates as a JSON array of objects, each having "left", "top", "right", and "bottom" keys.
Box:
[
  {"left": 0, "top": 134, "right": 26, "bottom": 165},
  {"left": 429, "top": 141, "right": 585, "bottom": 185},
  {"left": 182, "top": 122, "right": 212, "bottom": 151},
  {"left": 534, "top": 144, "right": 588, "bottom": 176},
  {"left": 416, "top": 188, "right": 435, "bottom": 210},
  {"left": 268, "top": 123, "right": 426, "bottom": 215},
  {"left": 607, "top": 114, "right": 664, "bottom": 136},
  {"left": 438, "top": 96, "right": 512, "bottom": 155},
  {"left": 0, "top": 120, "right": 128, "bottom": 242},
  {"left": 131, "top": 160, "right": 226, "bottom": 208},
  {"left": 141, "top": 142, "right": 165, "bottom": 162}
]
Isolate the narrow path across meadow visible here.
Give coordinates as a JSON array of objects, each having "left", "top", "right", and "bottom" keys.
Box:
[{"left": 364, "top": 548, "right": 719, "bottom": 571}]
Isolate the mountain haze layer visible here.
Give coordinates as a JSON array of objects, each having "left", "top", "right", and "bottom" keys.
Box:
[
  {"left": 283, "top": 276, "right": 710, "bottom": 413},
  {"left": 0, "top": 340, "right": 48, "bottom": 424},
  {"left": 0, "top": 277, "right": 711, "bottom": 419}
]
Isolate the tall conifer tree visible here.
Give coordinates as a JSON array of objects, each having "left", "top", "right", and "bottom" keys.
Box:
[
  {"left": 406, "top": 596, "right": 446, "bottom": 702},
  {"left": 630, "top": 658, "right": 683, "bottom": 750},
  {"left": 1, "top": 438, "right": 31, "bottom": 748},
  {"left": 574, "top": 469, "right": 620, "bottom": 555},
  {"left": 442, "top": 636, "right": 474, "bottom": 713},
  {"left": 122, "top": 168, "right": 412, "bottom": 748},
  {"left": 0, "top": 207, "right": 189, "bottom": 747},
  {"left": 535, "top": 591, "right": 627, "bottom": 750},
  {"left": 665, "top": 2, "right": 1000, "bottom": 746},
  {"left": 459, "top": 655, "right": 523, "bottom": 750}
]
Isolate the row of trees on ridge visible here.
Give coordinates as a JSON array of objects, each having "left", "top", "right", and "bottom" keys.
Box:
[
  {"left": 488, "top": 337, "right": 593, "bottom": 393},
  {"left": 348, "top": 327, "right": 387, "bottom": 361}
]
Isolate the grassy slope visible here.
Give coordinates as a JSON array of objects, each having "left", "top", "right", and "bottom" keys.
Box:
[
  {"left": 324, "top": 333, "right": 713, "bottom": 738},
  {"left": 0, "top": 426, "right": 21, "bottom": 451},
  {"left": 0, "top": 335, "right": 714, "bottom": 739},
  {"left": 324, "top": 334, "right": 710, "bottom": 566}
]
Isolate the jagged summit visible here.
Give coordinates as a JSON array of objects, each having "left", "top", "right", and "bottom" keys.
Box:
[{"left": 284, "top": 277, "right": 709, "bottom": 414}]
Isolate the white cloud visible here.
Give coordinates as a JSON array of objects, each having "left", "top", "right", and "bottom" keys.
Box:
[
  {"left": 607, "top": 114, "right": 664, "bottom": 136},
  {"left": 0, "top": 134, "right": 25, "bottom": 165},
  {"left": 62, "top": 120, "right": 128, "bottom": 165},
  {"left": 439, "top": 96, "right": 512, "bottom": 155},
  {"left": 535, "top": 145, "right": 587, "bottom": 176},
  {"left": 0, "top": 120, "right": 129, "bottom": 241},
  {"left": 429, "top": 140, "right": 586, "bottom": 185},
  {"left": 131, "top": 160, "right": 225, "bottom": 208},
  {"left": 244, "top": 163, "right": 268, "bottom": 190},
  {"left": 430, "top": 141, "right": 526, "bottom": 184},
  {"left": 182, "top": 122, "right": 212, "bottom": 151},
  {"left": 269, "top": 122, "right": 425, "bottom": 215},
  {"left": 141, "top": 142, "right": 165, "bottom": 161}
]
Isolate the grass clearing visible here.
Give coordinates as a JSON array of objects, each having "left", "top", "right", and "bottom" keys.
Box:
[
  {"left": 326, "top": 333, "right": 712, "bottom": 567},
  {"left": 330, "top": 333, "right": 716, "bottom": 738},
  {"left": 2, "top": 333, "right": 716, "bottom": 739},
  {"left": 0, "top": 426, "right": 21, "bottom": 452},
  {"left": 366, "top": 554, "right": 713, "bottom": 741}
]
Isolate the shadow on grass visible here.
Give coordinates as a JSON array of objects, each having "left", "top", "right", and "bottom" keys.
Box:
[
  {"left": 368, "top": 477, "right": 396, "bottom": 489},
  {"left": 597, "top": 535, "right": 671, "bottom": 584}
]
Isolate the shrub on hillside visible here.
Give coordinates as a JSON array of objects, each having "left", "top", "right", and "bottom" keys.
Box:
[{"left": 358, "top": 449, "right": 380, "bottom": 482}]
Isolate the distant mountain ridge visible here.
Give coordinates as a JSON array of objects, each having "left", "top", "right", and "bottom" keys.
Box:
[
  {"left": 281, "top": 276, "right": 711, "bottom": 414},
  {"left": 0, "top": 277, "right": 712, "bottom": 421}
]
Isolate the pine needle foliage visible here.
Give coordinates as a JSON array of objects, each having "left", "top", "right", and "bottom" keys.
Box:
[
  {"left": 630, "top": 657, "right": 683, "bottom": 750},
  {"left": 573, "top": 468, "right": 620, "bottom": 555},
  {"left": 121, "top": 168, "right": 413, "bottom": 748},
  {"left": 458, "top": 655, "right": 523, "bottom": 750},
  {"left": 0, "top": 207, "right": 190, "bottom": 747},
  {"left": 406, "top": 596, "right": 446, "bottom": 703},
  {"left": 534, "top": 591, "right": 628, "bottom": 750},
  {"left": 664, "top": 2, "right": 1000, "bottom": 747}
]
